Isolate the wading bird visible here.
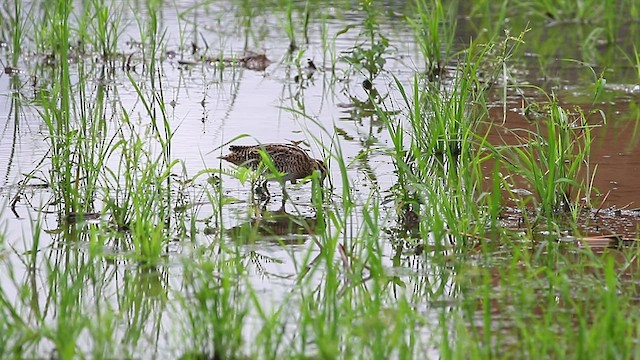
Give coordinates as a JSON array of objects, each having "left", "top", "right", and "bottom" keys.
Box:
[{"left": 219, "top": 143, "right": 327, "bottom": 204}]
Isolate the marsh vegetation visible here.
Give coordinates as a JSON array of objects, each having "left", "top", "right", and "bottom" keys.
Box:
[{"left": 0, "top": 0, "right": 639, "bottom": 358}]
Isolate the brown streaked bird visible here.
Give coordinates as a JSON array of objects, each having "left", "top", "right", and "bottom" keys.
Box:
[{"left": 219, "top": 143, "right": 327, "bottom": 199}]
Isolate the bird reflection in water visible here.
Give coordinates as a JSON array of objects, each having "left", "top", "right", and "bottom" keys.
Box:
[{"left": 227, "top": 206, "right": 320, "bottom": 244}]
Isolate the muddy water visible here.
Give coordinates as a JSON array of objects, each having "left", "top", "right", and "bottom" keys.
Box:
[
  {"left": 484, "top": 100, "right": 640, "bottom": 208},
  {"left": 0, "top": 0, "right": 639, "bottom": 357}
]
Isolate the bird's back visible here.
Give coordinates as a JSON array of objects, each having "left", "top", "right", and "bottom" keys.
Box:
[
  {"left": 220, "top": 145, "right": 263, "bottom": 166},
  {"left": 220, "top": 143, "right": 319, "bottom": 182}
]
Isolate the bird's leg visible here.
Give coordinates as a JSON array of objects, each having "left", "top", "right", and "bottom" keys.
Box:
[
  {"left": 255, "top": 180, "right": 270, "bottom": 202},
  {"left": 256, "top": 196, "right": 270, "bottom": 218},
  {"left": 280, "top": 181, "right": 290, "bottom": 210}
]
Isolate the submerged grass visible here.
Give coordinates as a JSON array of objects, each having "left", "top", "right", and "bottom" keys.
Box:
[
  {"left": 496, "top": 97, "right": 596, "bottom": 222},
  {"left": 1, "top": 0, "right": 640, "bottom": 359},
  {"left": 451, "top": 246, "right": 640, "bottom": 358}
]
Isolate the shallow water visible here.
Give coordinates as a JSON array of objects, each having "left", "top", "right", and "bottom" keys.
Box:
[{"left": 0, "top": 0, "right": 639, "bottom": 358}]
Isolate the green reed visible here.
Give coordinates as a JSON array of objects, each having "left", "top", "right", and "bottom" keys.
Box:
[
  {"left": 101, "top": 109, "right": 179, "bottom": 261},
  {"left": 407, "top": 0, "right": 456, "bottom": 78},
  {"left": 319, "top": 14, "right": 337, "bottom": 77},
  {"left": 282, "top": 0, "right": 297, "bottom": 51},
  {"left": 512, "top": 0, "right": 619, "bottom": 26},
  {"left": 28, "top": 0, "right": 120, "bottom": 222},
  {"left": 87, "top": 0, "right": 124, "bottom": 60},
  {"left": 635, "top": 45, "right": 640, "bottom": 82},
  {"left": 28, "top": 0, "right": 179, "bottom": 263},
  {"left": 379, "top": 41, "right": 496, "bottom": 242},
  {"left": 468, "top": 0, "right": 509, "bottom": 40},
  {"left": 38, "top": 0, "right": 75, "bottom": 216},
  {"left": 496, "top": 97, "right": 595, "bottom": 221},
  {"left": 103, "top": 0, "right": 178, "bottom": 261},
  {"left": 179, "top": 251, "right": 249, "bottom": 359},
  {"left": 340, "top": 0, "right": 389, "bottom": 84},
  {"left": 280, "top": 183, "right": 419, "bottom": 358},
  {"left": 7, "top": 0, "right": 29, "bottom": 67},
  {"left": 450, "top": 243, "right": 640, "bottom": 358},
  {"left": 3, "top": 220, "right": 88, "bottom": 358}
]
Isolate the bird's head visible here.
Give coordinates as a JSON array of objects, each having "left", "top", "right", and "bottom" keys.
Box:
[{"left": 313, "top": 159, "right": 328, "bottom": 182}]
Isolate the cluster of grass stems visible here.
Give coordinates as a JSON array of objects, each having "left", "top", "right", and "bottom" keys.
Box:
[{"left": 0, "top": 0, "right": 639, "bottom": 359}]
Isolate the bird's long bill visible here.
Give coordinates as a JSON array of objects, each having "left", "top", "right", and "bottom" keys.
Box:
[
  {"left": 313, "top": 160, "right": 332, "bottom": 192},
  {"left": 314, "top": 159, "right": 328, "bottom": 181}
]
